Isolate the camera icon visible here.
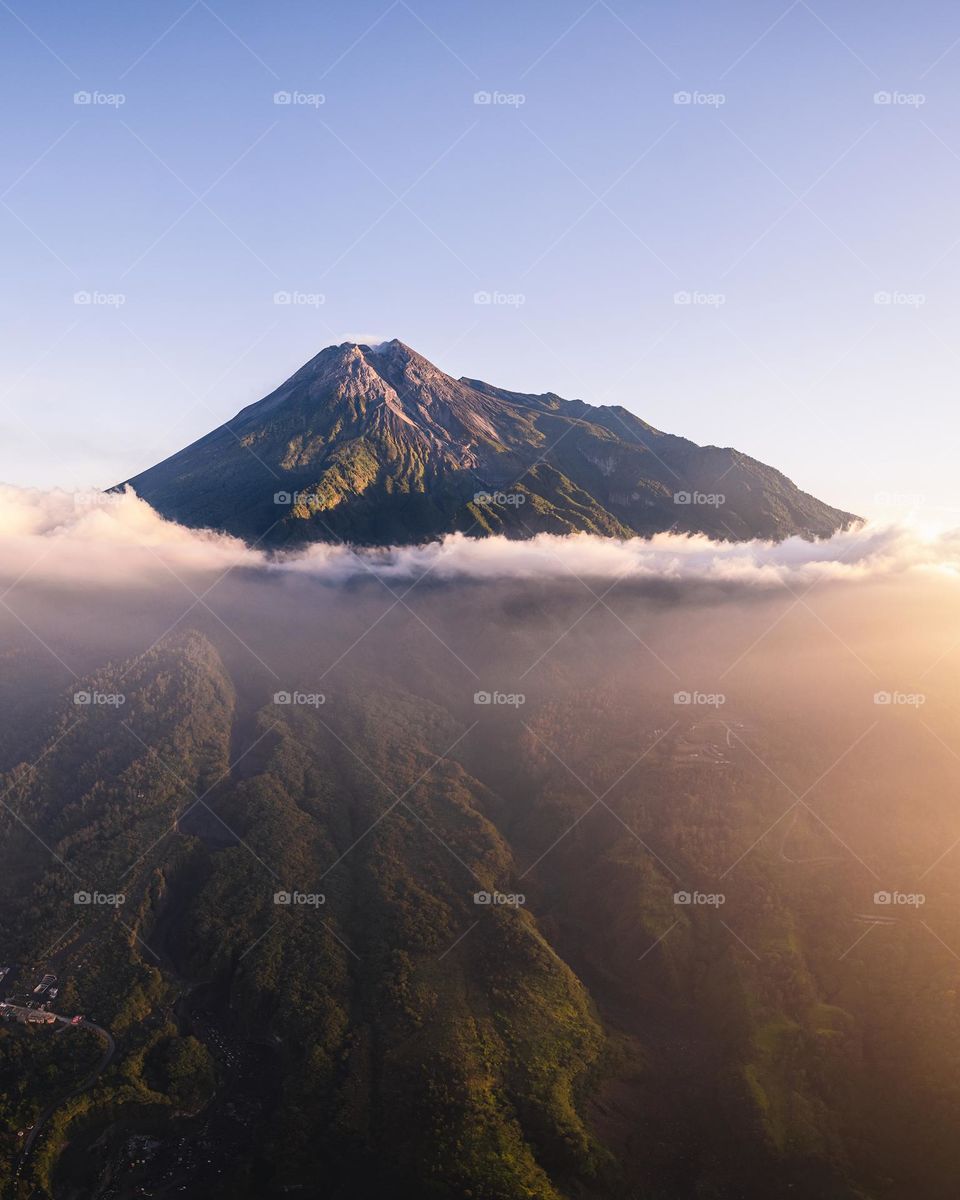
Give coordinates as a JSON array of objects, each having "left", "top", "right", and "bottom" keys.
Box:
[
  {"left": 673, "top": 91, "right": 692, "bottom": 105},
  {"left": 274, "top": 691, "right": 292, "bottom": 705},
  {"left": 274, "top": 491, "right": 292, "bottom": 505},
  {"left": 274, "top": 90, "right": 292, "bottom": 105},
  {"left": 74, "top": 691, "right": 92, "bottom": 705},
  {"left": 473, "top": 890, "right": 492, "bottom": 904},
  {"left": 874, "top": 691, "right": 892, "bottom": 705},
  {"left": 874, "top": 890, "right": 892, "bottom": 905},
  {"left": 273, "top": 291, "right": 292, "bottom": 305},
  {"left": 473, "top": 291, "right": 492, "bottom": 305},
  {"left": 474, "top": 691, "right": 492, "bottom": 705},
  {"left": 673, "top": 691, "right": 692, "bottom": 705},
  {"left": 73, "top": 91, "right": 92, "bottom": 105},
  {"left": 473, "top": 91, "right": 492, "bottom": 105},
  {"left": 274, "top": 890, "right": 292, "bottom": 905},
  {"left": 873, "top": 91, "right": 892, "bottom": 105},
  {"left": 74, "top": 890, "right": 92, "bottom": 904},
  {"left": 673, "top": 491, "right": 692, "bottom": 504},
  {"left": 673, "top": 890, "right": 692, "bottom": 904}
]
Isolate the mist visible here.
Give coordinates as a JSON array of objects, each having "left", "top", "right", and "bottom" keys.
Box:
[
  {"left": 2, "top": 481, "right": 957, "bottom": 819},
  {"left": 1, "top": 481, "right": 957, "bottom": 705},
  {"left": 4, "top": 485, "right": 960, "bottom": 1199}
]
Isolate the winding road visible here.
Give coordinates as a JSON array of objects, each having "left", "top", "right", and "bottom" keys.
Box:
[{"left": 15, "top": 1013, "right": 115, "bottom": 1175}]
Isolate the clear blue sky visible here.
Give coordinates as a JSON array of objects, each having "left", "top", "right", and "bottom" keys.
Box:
[{"left": 2, "top": 0, "right": 959, "bottom": 526}]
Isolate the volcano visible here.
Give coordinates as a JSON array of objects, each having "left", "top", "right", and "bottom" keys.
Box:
[{"left": 118, "top": 339, "right": 858, "bottom": 546}]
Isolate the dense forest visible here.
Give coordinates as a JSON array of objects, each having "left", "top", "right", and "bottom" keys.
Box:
[{"left": 0, "top": 571, "right": 958, "bottom": 1199}]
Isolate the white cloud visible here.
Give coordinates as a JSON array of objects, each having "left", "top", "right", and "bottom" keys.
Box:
[
  {"left": 340, "top": 332, "right": 391, "bottom": 348},
  {"left": 0, "top": 485, "right": 256, "bottom": 585},
  {"left": 0, "top": 484, "right": 958, "bottom": 592},
  {"left": 278, "top": 523, "right": 960, "bottom": 588}
]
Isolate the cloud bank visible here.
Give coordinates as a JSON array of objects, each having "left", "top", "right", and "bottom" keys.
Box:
[{"left": 0, "top": 484, "right": 957, "bottom": 592}]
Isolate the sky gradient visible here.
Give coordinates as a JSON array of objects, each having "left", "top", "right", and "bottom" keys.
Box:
[{"left": 2, "top": 0, "right": 959, "bottom": 527}]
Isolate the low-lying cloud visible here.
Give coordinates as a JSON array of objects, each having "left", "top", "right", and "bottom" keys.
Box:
[{"left": 0, "top": 484, "right": 958, "bottom": 592}]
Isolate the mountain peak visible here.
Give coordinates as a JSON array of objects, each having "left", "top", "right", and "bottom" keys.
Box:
[
  {"left": 118, "top": 343, "right": 859, "bottom": 548},
  {"left": 356, "top": 338, "right": 452, "bottom": 383},
  {"left": 360, "top": 337, "right": 407, "bottom": 353},
  {"left": 283, "top": 339, "right": 448, "bottom": 394}
]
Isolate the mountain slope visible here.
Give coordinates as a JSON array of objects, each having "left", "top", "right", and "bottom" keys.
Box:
[
  {"left": 6, "top": 584, "right": 960, "bottom": 1198},
  {"left": 118, "top": 340, "right": 857, "bottom": 546},
  {"left": 0, "top": 631, "right": 610, "bottom": 1199}
]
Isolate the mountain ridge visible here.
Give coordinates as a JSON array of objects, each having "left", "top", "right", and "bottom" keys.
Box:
[{"left": 118, "top": 339, "right": 859, "bottom": 547}]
